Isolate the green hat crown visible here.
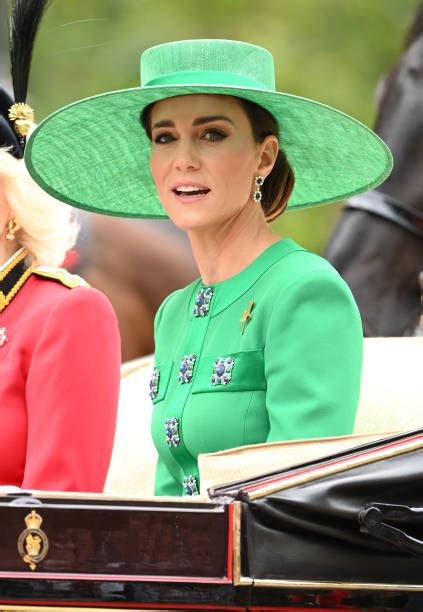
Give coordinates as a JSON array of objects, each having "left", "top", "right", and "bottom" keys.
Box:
[{"left": 141, "top": 39, "right": 276, "bottom": 90}]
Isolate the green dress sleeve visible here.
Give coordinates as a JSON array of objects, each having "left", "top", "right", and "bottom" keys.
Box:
[{"left": 264, "top": 268, "right": 363, "bottom": 442}]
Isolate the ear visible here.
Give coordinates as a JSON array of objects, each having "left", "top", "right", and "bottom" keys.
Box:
[{"left": 256, "top": 135, "right": 279, "bottom": 178}]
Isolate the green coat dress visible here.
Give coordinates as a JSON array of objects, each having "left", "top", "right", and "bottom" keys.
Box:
[{"left": 150, "top": 239, "right": 363, "bottom": 497}]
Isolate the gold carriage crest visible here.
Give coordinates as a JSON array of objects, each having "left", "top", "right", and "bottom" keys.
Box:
[{"left": 17, "top": 510, "right": 49, "bottom": 570}]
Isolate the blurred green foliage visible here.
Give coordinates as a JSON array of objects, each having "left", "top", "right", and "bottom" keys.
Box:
[{"left": 3, "top": 0, "right": 421, "bottom": 252}]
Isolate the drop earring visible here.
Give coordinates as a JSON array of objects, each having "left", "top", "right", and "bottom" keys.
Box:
[
  {"left": 6, "top": 219, "right": 20, "bottom": 240},
  {"left": 253, "top": 175, "right": 264, "bottom": 203}
]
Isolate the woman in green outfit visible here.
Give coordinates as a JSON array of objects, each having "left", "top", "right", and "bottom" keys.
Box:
[{"left": 25, "top": 39, "right": 392, "bottom": 497}]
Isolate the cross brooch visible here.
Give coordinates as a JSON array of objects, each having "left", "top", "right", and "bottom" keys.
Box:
[{"left": 240, "top": 301, "right": 254, "bottom": 335}]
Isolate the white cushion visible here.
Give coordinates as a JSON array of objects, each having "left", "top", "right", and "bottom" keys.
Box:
[
  {"left": 104, "top": 356, "right": 157, "bottom": 497},
  {"left": 354, "top": 337, "right": 423, "bottom": 434}
]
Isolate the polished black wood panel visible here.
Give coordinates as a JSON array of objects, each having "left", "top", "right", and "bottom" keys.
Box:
[
  {"left": 0, "top": 496, "right": 229, "bottom": 578},
  {"left": 0, "top": 578, "right": 419, "bottom": 610}
]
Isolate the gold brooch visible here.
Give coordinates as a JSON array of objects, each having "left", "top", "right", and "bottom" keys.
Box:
[
  {"left": 240, "top": 300, "right": 254, "bottom": 334},
  {"left": 8, "top": 102, "right": 35, "bottom": 137},
  {"left": 17, "top": 510, "right": 49, "bottom": 571}
]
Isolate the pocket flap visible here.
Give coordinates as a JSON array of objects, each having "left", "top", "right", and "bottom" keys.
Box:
[
  {"left": 151, "top": 361, "right": 173, "bottom": 404},
  {"left": 192, "top": 349, "right": 266, "bottom": 393}
]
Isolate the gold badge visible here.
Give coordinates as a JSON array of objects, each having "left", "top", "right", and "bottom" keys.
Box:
[
  {"left": 0, "top": 327, "right": 7, "bottom": 347},
  {"left": 17, "top": 510, "right": 49, "bottom": 571},
  {"left": 240, "top": 300, "right": 254, "bottom": 335}
]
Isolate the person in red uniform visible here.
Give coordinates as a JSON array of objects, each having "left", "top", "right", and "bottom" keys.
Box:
[{"left": 0, "top": 0, "right": 121, "bottom": 492}]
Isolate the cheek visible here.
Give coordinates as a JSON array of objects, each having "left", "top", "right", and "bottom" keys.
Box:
[
  {"left": 215, "top": 148, "right": 255, "bottom": 195},
  {"left": 149, "top": 153, "right": 164, "bottom": 191},
  {"left": 149, "top": 153, "right": 179, "bottom": 219}
]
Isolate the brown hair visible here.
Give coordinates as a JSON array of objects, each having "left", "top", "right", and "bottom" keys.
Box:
[
  {"left": 141, "top": 97, "right": 295, "bottom": 222},
  {"left": 237, "top": 98, "right": 294, "bottom": 222}
]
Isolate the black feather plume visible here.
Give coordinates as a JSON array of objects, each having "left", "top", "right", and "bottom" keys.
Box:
[{"left": 10, "top": 0, "right": 50, "bottom": 103}]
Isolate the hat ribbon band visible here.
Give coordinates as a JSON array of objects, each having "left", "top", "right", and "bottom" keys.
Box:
[{"left": 143, "top": 69, "right": 271, "bottom": 90}]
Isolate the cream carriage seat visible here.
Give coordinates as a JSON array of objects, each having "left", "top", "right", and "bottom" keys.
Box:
[
  {"left": 354, "top": 337, "right": 423, "bottom": 434},
  {"left": 104, "top": 354, "right": 157, "bottom": 497},
  {"left": 104, "top": 337, "right": 423, "bottom": 497}
]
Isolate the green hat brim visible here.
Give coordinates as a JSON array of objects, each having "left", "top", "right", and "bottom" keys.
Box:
[{"left": 25, "top": 84, "right": 392, "bottom": 218}]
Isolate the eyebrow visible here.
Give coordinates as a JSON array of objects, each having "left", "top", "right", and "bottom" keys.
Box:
[{"left": 151, "top": 115, "right": 235, "bottom": 129}]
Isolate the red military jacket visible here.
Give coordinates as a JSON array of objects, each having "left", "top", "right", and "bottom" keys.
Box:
[{"left": 0, "top": 248, "right": 121, "bottom": 492}]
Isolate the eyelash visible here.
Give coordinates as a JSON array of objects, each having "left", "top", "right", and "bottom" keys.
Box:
[
  {"left": 202, "top": 128, "right": 226, "bottom": 142},
  {"left": 153, "top": 133, "right": 174, "bottom": 144},
  {"left": 153, "top": 128, "right": 227, "bottom": 145}
]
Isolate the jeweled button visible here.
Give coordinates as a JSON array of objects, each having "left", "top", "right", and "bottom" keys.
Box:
[
  {"left": 165, "top": 417, "right": 180, "bottom": 448},
  {"left": 178, "top": 354, "right": 196, "bottom": 384},
  {"left": 211, "top": 356, "right": 235, "bottom": 386},
  {"left": 193, "top": 287, "right": 213, "bottom": 317},
  {"left": 183, "top": 474, "right": 199, "bottom": 496},
  {"left": 149, "top": 367, "right": 160, "bottom": 400}
]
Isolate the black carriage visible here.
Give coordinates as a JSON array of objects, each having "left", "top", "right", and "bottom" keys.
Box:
[{"left": 1, "top": 428, "right": 422, "bottom": 611}]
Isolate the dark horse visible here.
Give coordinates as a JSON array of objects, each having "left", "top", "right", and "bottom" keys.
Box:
[{"left": 324, "top": 4, "right": 423, "bottom": 336}]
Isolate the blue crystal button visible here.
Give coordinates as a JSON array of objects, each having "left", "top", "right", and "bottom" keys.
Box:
[
  {"left": 216, "top": 363, "right": 225, "bottom": 377},
  {"left": 178, "top": 354, "right": 196, "bottom": 384},
  {"left": 149, "top": 367, "right": 160, "bottom": 400},
  {"left": 211, "top": 356, "right": 235, "bottom": 386},
  {"left": 165, "top": 417, "right": 180, "bottom": 447},
  {"left": 183, "top": 474, "right": 199, "bottom": 496},
  {"left": 193, "top": 287, "right": 213, "bottom": 317}
]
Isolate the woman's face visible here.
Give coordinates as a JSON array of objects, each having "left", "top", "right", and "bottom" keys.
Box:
[{"left": 149, "top": 94, "right": 277, "bottom": 232}]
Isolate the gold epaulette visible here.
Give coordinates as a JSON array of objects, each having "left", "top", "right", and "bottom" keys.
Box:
[{"left": 33, "top": 266, "right": 90, "bottom": 289}]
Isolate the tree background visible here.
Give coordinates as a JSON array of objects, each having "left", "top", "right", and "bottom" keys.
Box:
[{"left": 1, "top": 0, "right": 421, "bottom": 252}]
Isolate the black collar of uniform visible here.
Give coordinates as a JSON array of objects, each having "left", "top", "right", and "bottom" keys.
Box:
[{"left": 0, "top": 248, "right": 34, "bottom": 312}]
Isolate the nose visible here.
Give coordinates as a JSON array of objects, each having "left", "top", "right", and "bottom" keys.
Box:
[{"left": 173, "top": 139, "right": 200, "bottom": 172}]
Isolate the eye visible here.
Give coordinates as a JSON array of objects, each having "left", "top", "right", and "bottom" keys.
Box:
[
  {"left": 202, "top": 128, "right": 227, "bottom": 142},
  {"left": 153, "top": 132, "right": 175, "bottom": 144}
]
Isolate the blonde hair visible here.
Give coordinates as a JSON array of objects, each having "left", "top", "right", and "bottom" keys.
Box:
[{"left": 0, "top": 148, "right": 79, "bottom": 266}]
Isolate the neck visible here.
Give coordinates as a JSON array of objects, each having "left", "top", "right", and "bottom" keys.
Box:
[
  {"left": 187, "top": 203, "right": 281, "bottom": 285},
  {"left": 0, "top": 240, "right": 21, "bottom": 267}
]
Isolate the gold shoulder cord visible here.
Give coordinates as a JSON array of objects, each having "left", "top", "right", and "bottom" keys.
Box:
[{"left": 33, "top": 267, "right": 90, "bottom": 289}]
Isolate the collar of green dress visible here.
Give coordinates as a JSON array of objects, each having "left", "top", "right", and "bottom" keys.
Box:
[{"left": 189, "top": 238, "right": 305, "bottom": 317}]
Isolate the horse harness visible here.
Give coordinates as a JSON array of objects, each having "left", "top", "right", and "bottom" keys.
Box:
[
  {"left": 347, "top": 190, "right": 423, "bottom": 241},
  {"left": 347, "top": 190, "right": 423, "bottom": 333}
]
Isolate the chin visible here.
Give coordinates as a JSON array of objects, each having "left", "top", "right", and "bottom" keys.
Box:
[
  {"left": 163, "top": 203, "right": 219, "bottom": 232},
  {"left": 169, "top": 215, "right": 212, "bottom": 232}
]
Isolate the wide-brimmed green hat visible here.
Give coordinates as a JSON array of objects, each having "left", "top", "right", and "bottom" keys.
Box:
[{"left": 25, "top": 39, "right": 392, "bottom": 218}]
